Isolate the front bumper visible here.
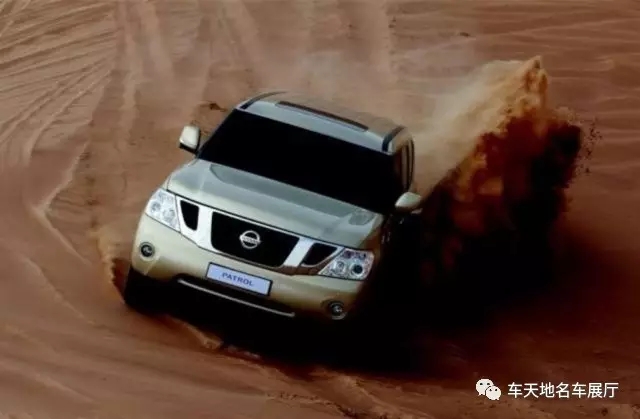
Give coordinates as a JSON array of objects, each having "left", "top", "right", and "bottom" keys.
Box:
[{"left": 130, "top": 214, "right": 367, "bottom": 319}]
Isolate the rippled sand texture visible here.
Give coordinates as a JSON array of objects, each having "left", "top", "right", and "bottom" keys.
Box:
[{"left": 0, "top": 1, "right": 639, "bottom": 418}]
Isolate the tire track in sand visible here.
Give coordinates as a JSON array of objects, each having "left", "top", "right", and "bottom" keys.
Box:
[
  {"left": 0, "top": 61, "right": 110, "bottom": 168},
  {"left": 193, "top": 0, "right": 263, "bottom": 107},
  {"left": 48, "top": 0, "right": 212, "bottom": 297},
  {"left": 0, "top": 0, "right": 118, "bottom": 334},
  {"left": 289, "top": 0, "right": 348, "bottom": 100},
  {"left": 129, "top": 0, "right": 174, "bottom": 81},
  {"left": 0, "top": 0, "right": 31, "bottom": 39},
  {"left": 0, "top": 3, "right": 114, "bottom": 145},
  {"left": 46, "top": 1, "right": 158, "bottom": 276},
  {"left": 0, "top": 0, "right": 114, "bottom": 222},
  {"left": 334, "top": 1, "right": 405, "bottom": 121},
  {"left": 0, "top": 8, "right": 250, "bottom": 416}
]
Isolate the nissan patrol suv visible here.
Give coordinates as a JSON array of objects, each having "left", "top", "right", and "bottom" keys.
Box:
[{"left": 118, "top": 91, "right": 422, "bottom": 321}]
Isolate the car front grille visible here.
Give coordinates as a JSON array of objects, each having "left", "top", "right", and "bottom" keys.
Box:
[{"left": 210, "top": 212, "right": 299, "bottom": 268}]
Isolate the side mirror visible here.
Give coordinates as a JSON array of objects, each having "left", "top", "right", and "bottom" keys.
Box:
[
  {"left": 394, "top": 191, "right": 422, "bottom": 213},
  {"left": 179, "top": 124, "right": 200, "bottom": 154}
]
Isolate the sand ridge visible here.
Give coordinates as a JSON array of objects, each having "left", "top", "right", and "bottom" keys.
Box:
[{"left": 0, "top": 1, "right": 638, "bottom": 418}]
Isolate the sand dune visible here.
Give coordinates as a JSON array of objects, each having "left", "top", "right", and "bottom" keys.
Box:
[{"left": 0, "top": 1, "right": 639, "bottom": 418}]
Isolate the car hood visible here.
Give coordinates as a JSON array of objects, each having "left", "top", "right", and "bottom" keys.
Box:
[{"left": 165, "top": 159, "right": 384, "bottom": 248}]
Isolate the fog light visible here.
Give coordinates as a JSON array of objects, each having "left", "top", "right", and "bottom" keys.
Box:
[
  {"left": 328, "top": 301, "right": 345, "bottom": 318},
  {"left": 140, "top": 243, "right": 155, "bottom": 258}
]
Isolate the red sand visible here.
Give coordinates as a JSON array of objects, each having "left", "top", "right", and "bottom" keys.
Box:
[{"left": 0, "top": 1, "right": 638, "bottom": 418}]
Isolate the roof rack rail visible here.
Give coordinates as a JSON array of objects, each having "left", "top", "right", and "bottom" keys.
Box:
[
  {"left": 382, "top": 125, "right": 405, "bottom": 151},
  {"left": 276, "top": 100, "right": 368, "bottom": 131}
]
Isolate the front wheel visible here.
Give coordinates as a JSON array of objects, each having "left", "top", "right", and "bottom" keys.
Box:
[{"left": 117, "top": 267, "right": 166, "bottom": 313}]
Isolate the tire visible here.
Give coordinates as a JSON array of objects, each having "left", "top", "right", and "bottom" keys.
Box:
[{"left": 118, "top": 267, "right": 165, "bottom": 313}]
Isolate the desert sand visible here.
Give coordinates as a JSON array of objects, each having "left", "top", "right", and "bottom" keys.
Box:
[{"left": 0, "top": 0, "right": 638, "bottom": 418}]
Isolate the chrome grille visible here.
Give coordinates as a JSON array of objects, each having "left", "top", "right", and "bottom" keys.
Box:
[
  {"left": 175, "top": 196, "right": 343, "bottom": 272},
  {"left": 209, "top": 212, "right": 299, "bottom": 268}
]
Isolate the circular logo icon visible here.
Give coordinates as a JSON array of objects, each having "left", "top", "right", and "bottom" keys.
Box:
[{"left": 239, "top": 230, "right": 261, "bottom": 250}]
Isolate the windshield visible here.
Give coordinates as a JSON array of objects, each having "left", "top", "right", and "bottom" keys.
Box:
[{"left": 197, "top": 109, "right": 404, "bottom": 214}]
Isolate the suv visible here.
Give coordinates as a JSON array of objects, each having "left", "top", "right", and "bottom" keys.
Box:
[{"left": 119, "top": 91, "right": 422, "bottom": 321}]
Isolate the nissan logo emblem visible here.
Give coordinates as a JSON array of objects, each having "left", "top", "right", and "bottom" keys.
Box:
[{"left": 239, "top": 230, "right": 261, "bottom": 250}]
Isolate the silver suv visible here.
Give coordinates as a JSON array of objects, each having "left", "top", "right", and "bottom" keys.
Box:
[{"left": 118, "top": 91, "right": 422, "bottom": 321}]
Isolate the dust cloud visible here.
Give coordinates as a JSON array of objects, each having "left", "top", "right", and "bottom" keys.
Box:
[
  {"left": 344, "top": 57, "right": 591, "bottom": 352},
  {"left": 413, "top": 56, "right": 585, "bottom": 284}
]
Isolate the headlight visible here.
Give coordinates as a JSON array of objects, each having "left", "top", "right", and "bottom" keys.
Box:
[
  {"left": 144, "top": 188, "right": 180, "bottom": 232},
  {"left": 319, "top": 249, "right": 374, "bottom": 280}
]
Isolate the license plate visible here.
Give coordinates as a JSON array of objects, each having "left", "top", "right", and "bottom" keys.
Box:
[{"left": 205, "top": 263, "right": 272, "bottom": 296}]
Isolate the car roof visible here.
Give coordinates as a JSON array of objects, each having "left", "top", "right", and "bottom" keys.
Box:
[{"left": 235, "top": 91, "right": 406, "bottom": 153}]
